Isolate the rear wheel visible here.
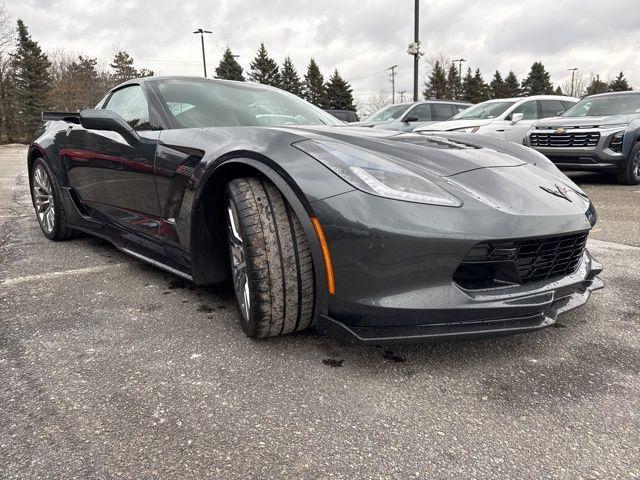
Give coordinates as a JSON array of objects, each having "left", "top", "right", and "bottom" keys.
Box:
[
  {"left": 617, "top": 142, "right": 640, "bottom": 185},
  {"left": 225, "top": 177, "right": 314, "bottom": 338},
  {"left": 30, "top": 158, "right": 77, "bottom": 240}
]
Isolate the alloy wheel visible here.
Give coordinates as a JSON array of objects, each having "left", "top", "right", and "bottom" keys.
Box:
[
  {"left": 634, "top": 151, "right": 640, "bottom": 181},
  {"left": 227, "top": 201, "right": 250, "bottom": 322},
  {"left": 32, "top": 164, "right": 56, "bottom": 234}
]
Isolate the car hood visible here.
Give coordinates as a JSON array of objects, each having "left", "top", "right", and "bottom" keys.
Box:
[
  {"left": 534, "top": 114, "right": 639, "bottom": 128},
  {"left": 413, "top": 118, "right": 494, "bottom": 132},
  {"left": 353, "top": 119, "right": 394, "bottom": 127},
  {"left": 278, "top": 126, "right": 526, "bottom": 177}
]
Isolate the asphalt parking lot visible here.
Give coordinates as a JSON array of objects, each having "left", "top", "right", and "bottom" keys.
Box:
[{"left": 1, "top": 144, "right": 639, "bottom": 479}]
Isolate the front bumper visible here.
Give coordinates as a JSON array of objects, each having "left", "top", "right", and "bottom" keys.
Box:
[{"left": 318, "top": 252, "right": 603, "bottom": 344}]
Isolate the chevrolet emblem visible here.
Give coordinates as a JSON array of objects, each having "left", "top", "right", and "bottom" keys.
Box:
[{"left": 554, "top": 127, "right": 567, "bottom": 135}]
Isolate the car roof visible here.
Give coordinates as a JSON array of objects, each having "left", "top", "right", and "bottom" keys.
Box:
[
  {"left": 112, "top": 75, "right": 277, "bottom": 92},
  {"left": 483, "top": 95, "right": 579, "bottom": 103},
  {"left": 585, "top": 91, "right": 640, "bottom": 99}
]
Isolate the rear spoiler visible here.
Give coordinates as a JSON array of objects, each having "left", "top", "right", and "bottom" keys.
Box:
[{"left": 41, "top": 111, "right": 81, "bottom": 124}]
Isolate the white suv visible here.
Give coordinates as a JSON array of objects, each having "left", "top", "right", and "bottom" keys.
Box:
[{"left": 413, "top": 95, "right": 579, "bottom": 143}]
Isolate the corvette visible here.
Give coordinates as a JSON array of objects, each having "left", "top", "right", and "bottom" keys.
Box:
[{"left": 28, "top": 76, "right": 603, "bottom": 343}]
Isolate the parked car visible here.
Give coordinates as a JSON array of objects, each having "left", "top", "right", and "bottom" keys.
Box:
[
  {"left": 355, "top": 100, "right": 471, "bottom": 132},
  {"left": 29, "top": 76, "right": 602, "bottom": 343},
  {"left": 414, "top": 95, "right": 578, "bottom": 143},
  {"left": 524, "top": 91, "right": 640, "bottom": 185},
  {"left": 324, "top": 109, "right": 359, "bottom": 123}
]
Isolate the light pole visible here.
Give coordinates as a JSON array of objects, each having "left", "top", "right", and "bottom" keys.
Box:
[
  {"left": 567, "top": 67, "right": 578, "bottom": 96},
  {"left": 412, "top": 0, "right": 419, "bottom": 101},
  {"left": 399, "top": 90, "right": 407, "bottom": 102},
  {"left": 193, "top": 28, "right": 212, "bottom": 77},
  {"left": 388, "top": 65, "right": 398, "bottom": 104},
  {"left": 452, "top": 58, "right": 465, "bottom": 99}
]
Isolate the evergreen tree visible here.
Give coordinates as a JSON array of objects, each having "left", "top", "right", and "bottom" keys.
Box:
[
  {"left": 326, "top": 69, "right": 355, "bottom": 110},
  {"left": 50, "top": 55, "right": 104, "bottom": 111},
  {"left": 554, "top": 85, "right": 563, "bottom": 95},
  {"left": 11, "top": 19, "right": 51, "bottom": 140},
  {"left": 609, "top": 71, "right": 631, "bottom": 92},
  {"left": 521, "top": 61, "right": 554, "bottom": 95},
  {"left": 489, "top": 70, "right": 506, "bottom": 99},
  {"left": 462, "top": 68, "right": 489, "bottom": 103},
  {"left": 303, "top": 58, "right": 327, "bottom": 107},
  {"left": 445, "top": 63, "right": 460, "bottom": 100},
  {"left": 110, "top": 51, "right": 138, "bottom": 83},
  {"left": 249, "top": 42, "right": 280, "bottom": 87},
  {"left": 585, "top": 75, "right": 609, "bottom": 96},
  {"left": 423, "top": 60, "right": 447, "bottom": 99},
  {"left": 503, "top": 71, "right": 521, "bottom": 97},
  {"left": 280, "top": 56, "right": 303, "bottom": 96},
  {"left": 215, "top": 47, "right": 244, "bottom": 81}
]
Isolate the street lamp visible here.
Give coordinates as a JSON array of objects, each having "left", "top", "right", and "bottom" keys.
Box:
[
  {"left": 567, "top": 67, "right": 578, "bottom": 97},
  {"left": 193, "top": 28, "right": 212, "bottom": 77}
]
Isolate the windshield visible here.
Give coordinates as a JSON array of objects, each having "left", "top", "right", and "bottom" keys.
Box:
[
  {"left": 154, "top": 79, "right": 342, "bottom": 128},
  {"left": 562, "top": 94, "right": 640, "bottom": 117},
  {"left": 453, "top": 101, "right": 516, "bottom": 120},
  {"left": 367, "top": 104, "right": 410, "bottom": 122}
]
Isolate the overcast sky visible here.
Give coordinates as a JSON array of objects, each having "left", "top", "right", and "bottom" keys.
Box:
[{"left": 5, "top": 0, "right": 640, "bottom": 101}]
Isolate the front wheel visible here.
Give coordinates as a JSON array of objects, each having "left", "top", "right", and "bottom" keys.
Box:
[
  {"left": 225, "top": 177, "right": 315, "bottom": 338},
  {"left": 617, "top": 142, "right": 640, "bottom": 185}
]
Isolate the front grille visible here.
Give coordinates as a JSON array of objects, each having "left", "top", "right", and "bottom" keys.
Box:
[
  {"left": 530, "top": 131, "right": 600, "bottom": 148},
  {"left": 454, "top": 232, "right": 588, "bottom": 289}
]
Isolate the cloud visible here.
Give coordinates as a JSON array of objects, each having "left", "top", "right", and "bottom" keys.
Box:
[{"left": 4, "top": 0, "right": 640, "bottom": 100}]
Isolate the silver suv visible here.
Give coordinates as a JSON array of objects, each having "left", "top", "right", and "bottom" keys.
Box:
[
  {"left": 524, "top": 91, "right": 640, "bottom": 185},
  {"left": 355, "top": 100, "right": 471, "bottom": 132}
]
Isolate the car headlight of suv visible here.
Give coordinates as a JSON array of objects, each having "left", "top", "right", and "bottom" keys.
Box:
[
  {"left": 293, "top": 140, "right": 463, "bottom": 207},
  {"left": 451, "top": 126, "right": 481, "bottom": 133}
]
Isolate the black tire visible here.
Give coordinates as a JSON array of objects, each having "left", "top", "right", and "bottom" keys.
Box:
[
  {"left": 617, "top": 142, "right": 640, "bottom": 185},
  {"left": 30, "top": 157, "right": 78, "bottom": 240},
  {"left": 225, "top": 177, "right": 315, "bottom": 338}
]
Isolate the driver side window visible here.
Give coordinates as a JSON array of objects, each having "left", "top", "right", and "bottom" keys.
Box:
[
  {"left": 405, "top": 104, "right": 431, "bottom": 121},
  {"left": 104, "top": 85, "right": 151, "bottom": 130},
  {"left": 510, "top": 100, "right": 538, "bottom": 120}
]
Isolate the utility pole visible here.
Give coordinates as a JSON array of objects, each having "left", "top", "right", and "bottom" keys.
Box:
[
  {"left": 567, "top": 67, "right": 578, "bottom": 97},
  {"left": 452, "top": 58, "right": 465, "bottom": 99},
  {"left": 399, "top": 90, "right": 407, "bottom": 102},
  {"left": 193, "top": 28, "right": 212, "bottom": 77},
  {"left": 413, "top": 0, "right": 419, "bottom": 101},
  {"left": 388, "top": 65, "right": 398, "bottom": 104}
]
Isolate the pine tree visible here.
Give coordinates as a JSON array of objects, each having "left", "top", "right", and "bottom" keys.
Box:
[
  {"left": 554, "top": 86, "right": 563, "bottom": 95},
  {"left": 280, "top": 56, "right": 303, "bottom": 96},
  {"left": 585, "top": 75, "right": 609, "bottom": 96},
  {"left": 110, "top": 51, "right": 138, "bottom": 83},
  {"left": 462, "top": 68, "right": 489, "bottom": 103},
  {"left": 326, "top": 69, "right": 355, "bottom": 110},
  {"left": 473, "top": 68, "right": 490, "bottom": 102},
  {"left": 445, "top": 63, "right": 460, "bottom": 100},
  {"left": 303, "top": 58, "right": 327, "bottom": 107},
  {"left": 249, "top": 43, "right": 280, "bottom": 87},
  {"left": 521, "top": 61, "right": 554, "bottom": 95},
  {"left": 503, "top": 71, "right": 521, "bottom": 97},
  {"left": 215, "top": 47, "right": 244, "bottom": 81},
  {"left": 423, "top": 60, "right": 447, "bottom": 99},
  {"left": 609, "top": 71, "right": 631, "bottom": 92},
  {"left": 489, "top": 70, "right": 506, "bottom": 99},
  {"left": 50, "top": 55, "right": 103, "bottom": 111},
  {"left": 11, "top": 19, "right": 51, "bottom": 140}
]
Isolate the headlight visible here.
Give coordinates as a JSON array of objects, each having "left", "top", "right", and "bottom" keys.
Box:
[
  {"left": 293, "top": 140, "right": 463, "bottom": 207},
  {"left": 451, "top": 126, "right": 481, "bottom": 133},
  {"left": 609, "top": 130, "right": 624, "bottom": 152}
]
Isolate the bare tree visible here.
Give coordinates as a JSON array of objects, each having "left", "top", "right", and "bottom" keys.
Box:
[
  {"left": 561, "top": 72, "right": 588, "bottom": 98},
  {"left": 360, "top": 90, "right": 391, "bottom": 118},
  {"left": 0, "top": 4, "right": 15, "bottom": 141}
]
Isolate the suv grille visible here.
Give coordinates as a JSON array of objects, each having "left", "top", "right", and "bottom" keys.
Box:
[
  {"left": 454, "top": 232, "right": 588, "bottom": 289},
  {"left": 530, "top": 131, "right": 600, "bottom": 147}
]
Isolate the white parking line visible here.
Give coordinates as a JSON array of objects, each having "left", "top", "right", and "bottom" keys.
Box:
[{"left": 1, "top": 263, "right": 129, "bottom": 286}]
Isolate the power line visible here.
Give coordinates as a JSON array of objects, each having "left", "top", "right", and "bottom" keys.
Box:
[{"left": 387, "top": 65, "right": 398, "bottom": 104}]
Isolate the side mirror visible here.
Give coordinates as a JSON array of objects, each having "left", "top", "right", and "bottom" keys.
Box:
[
  {"left": 403, "top": 116, "right": 419, "bottom": 123},
  {"left": 510, "top": 112, "right": 524, "bottom": 124},
  {"left": 80, "top": 109, "right": 140, "bottom": 144}
]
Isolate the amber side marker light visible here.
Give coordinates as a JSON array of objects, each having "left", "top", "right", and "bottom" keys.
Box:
[{"left": 311, "top": 216, "right": 335, "bottom": 295}]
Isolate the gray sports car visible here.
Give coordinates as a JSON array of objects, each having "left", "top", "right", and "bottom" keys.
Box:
[{"left": 29, "top": 76, "right": 602, "bottom": 343}]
